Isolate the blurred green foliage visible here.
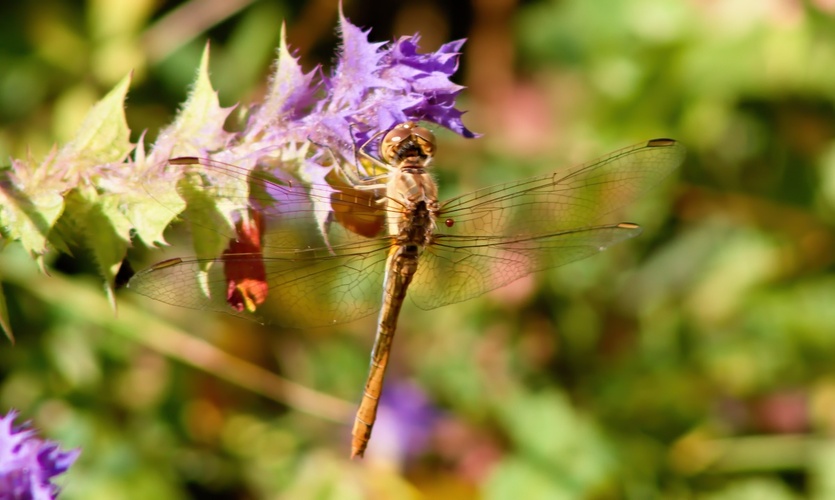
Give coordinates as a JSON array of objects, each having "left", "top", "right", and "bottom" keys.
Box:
[{"left": 4, "top": 0, "right": 835, "bottom": 498}]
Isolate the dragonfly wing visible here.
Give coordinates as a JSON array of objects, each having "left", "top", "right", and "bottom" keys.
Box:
[
  {"left": 410, "top": 139, "right": 684, "bottom": 310},
  {"left": 131, "top": 156, "right": 400, "bottom": 326},
  {"left": 409, "top": 223, "right": 642, "bottom": 310},
  {"left": 128, "top": 238, "right": 390, "bottom": 328},
  {"left": 438, "top": 138, "right": 684, "bottom": 237}
]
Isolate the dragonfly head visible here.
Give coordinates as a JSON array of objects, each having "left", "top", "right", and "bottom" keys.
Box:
[{"left": 380, "top": 121, "right": 436, "bottom": 167}]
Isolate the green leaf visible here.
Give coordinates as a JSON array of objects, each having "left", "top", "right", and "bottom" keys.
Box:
[
  {"left": 115, "top": 141, "right": 186, "bottom": 248},
  {"left": 62, "top": 186, "right": 129, "bottom": 306},
  {"left": 162, "top": 43, "right": 234, "bottom": 154},
  {"left": 0, "top": 162, "right": 66, "bottom": 256},
  {"left": 248, "top": 22, "right": 315, "bottom": 135},
  {"left": 146, "top": 45, "right": 238, "bottom": 258},
  {"left": 56, "top": 73, "right": 133, "bottom": 169},
  {"left": 121, "top": 184, "right": 184, "bottom": 247},
  {"left": 0, "top": 74, "right": 134, "bottom": 257},
  {"left": 178, "top": 176, "right": 234, "bottom": 262},
  {"left": 87, "top": 202, "right": 130, "bottom": 309}
]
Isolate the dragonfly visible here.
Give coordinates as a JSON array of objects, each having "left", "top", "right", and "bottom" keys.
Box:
[{"left": 128, "top": 122, "right": 685, "bottom": 458}]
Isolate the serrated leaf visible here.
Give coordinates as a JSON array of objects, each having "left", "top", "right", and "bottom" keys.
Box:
[
  {"left": 270, "top": 23, "right": 313, "bottom": 112},
  {"left": 0, "top": 74, "right": 133, "bottom": 257},
  {"left": 157, "top": 44, "right": 234, "bottom": 155},
  {"left": 118, "top": 137, "right": 185, "bottom": 247},
  {"left": 98, "top": 194, "right": 136, "bottom": 243},
  {"left": 61, "top": 187, "right": 129, "bottom": 285},
  {"left": 56, "top": 73, "right": 133, "bottom": 170},
  {"left": 94, "top": 169, "right": 175, "bottom": 246},
  {"left": 121, "top": 186, "right": 184, "bottom": 247},
  {"left": 50, "top": 191, "right": 91, "bottom": 253},
  {"left": 86, "top": 203, "right": 129, "bottom": 307},
  {"left": 247, "top": 23, "right": 317, "bottom": 136},
  {"left": 178, "top": 178, "right": 234, "bottom": 263},
  {"left": 0, "top": 191, "right": 63, "bottom": 255},
  {"left": 0, "top": 161, "right": 66, "bottom": 256},
  {"left": 46, "top": 226, "right": 73, "bottom": 256}
]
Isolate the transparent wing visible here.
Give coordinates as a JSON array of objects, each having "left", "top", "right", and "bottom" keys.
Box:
[
  {"left": 130, "top": 156, "right": 399, "bottom": 326},
  {"left": 438, "top": 138, "right": 684, "bottom": 236},
  {"left": 408, "top": 138, "right": 684, "bottom": 308},
  {"left": 409, "top": 223, "right": 641, "bottom": 309},
  {"left": 129, "top": 238, "right": 390, "bottom": 327}
]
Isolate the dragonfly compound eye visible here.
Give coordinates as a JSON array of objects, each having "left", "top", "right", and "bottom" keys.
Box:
[
  {"left": 381, "top": 124, "right": 409, "bottom": 164},
  {"left": 380, "top": 122, "right": 436, "bottom": 163},
  {"left": 411, "top": 126, "right": 436, "bottom": 157}
]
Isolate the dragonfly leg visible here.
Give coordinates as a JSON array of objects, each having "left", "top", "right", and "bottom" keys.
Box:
[{"left": 320, "top": 142, "right": 392, "bottom": 189}]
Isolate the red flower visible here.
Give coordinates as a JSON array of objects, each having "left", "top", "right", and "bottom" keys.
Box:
[{"left": 223, "top": 209, "right": 268, "bottom": 312}]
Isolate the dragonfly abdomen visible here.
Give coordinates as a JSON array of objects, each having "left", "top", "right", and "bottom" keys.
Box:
[{"left": 351, "top": 244, "right": 419, "bottom": 458}]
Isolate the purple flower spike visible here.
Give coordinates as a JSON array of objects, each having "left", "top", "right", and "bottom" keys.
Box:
[
  {"left": 0, "top": 410, "right": 80, "bottom": 500},
  {"left": 232, "top": 8, "right": 476, "bottom": 172},
  {"left": 185, "top": 11, "right": 479, "bottom": 260}
]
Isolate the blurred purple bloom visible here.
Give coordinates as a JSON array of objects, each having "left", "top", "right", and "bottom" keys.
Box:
[
  {"left": 369, "top": 381, "right": 439, "bottom": 463},
  {"left": 0, "top": 410, "right": 79, "bottom": 500}
]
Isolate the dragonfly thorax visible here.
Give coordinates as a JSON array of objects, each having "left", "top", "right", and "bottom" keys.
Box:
[{"left": 385, "top": 165, "right": 440, "bottom": 246}]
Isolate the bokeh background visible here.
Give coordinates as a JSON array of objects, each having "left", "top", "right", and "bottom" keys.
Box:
[{"left": 3, "top": 0, "right": 835, "bottom": 498}]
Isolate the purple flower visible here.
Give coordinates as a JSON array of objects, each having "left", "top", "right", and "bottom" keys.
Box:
[
  {"left": 367, "top": 381, "right": 439, "bottom": 463},
  {"left": 150, "top": 8, "right": 475, "bottom": 174},
  {"left": 0, "top": 410, "right": 79, "bottom": 500}
]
